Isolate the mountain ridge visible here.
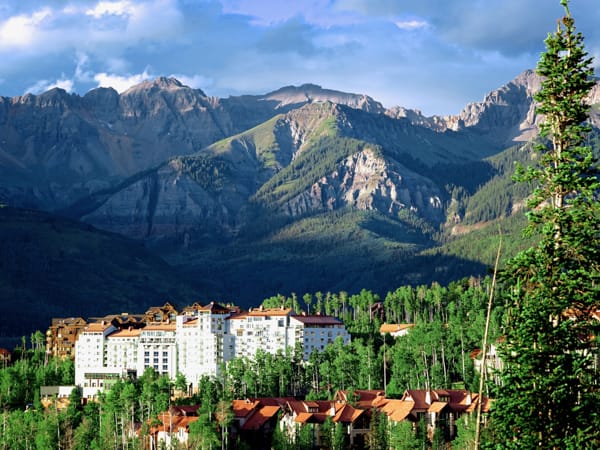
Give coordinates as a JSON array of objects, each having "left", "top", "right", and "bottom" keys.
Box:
[{"left": 1, "top": 69, "right": 599, "bottom": 343}]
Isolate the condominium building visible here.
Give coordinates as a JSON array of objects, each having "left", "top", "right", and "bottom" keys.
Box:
[
  {"left": 46, "top": 317, "right": 88, "bottom": 359},
  {"left": 177, "top": 302, "right": 232, "bottom": 387},
  {"left": 74, "top": 302, "right": 350, "bottom": 396}
]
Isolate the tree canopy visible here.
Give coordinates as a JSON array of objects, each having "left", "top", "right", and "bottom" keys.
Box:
[{"left": 489, "top": 1, "right": 600, "bottom": 447}]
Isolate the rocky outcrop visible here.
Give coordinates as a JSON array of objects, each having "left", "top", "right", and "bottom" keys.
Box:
[
  {"left": 282, "top": 149, "right": 443, "bottom": 221},
  {"left": 388, "top": 70, "right": 600, "bottom": 146},
  {"left": 0, "top": 79, "right": 388, "bottom": 211},
  {"left": 3, "top": 71, "right": 599, "bottom": 245}
]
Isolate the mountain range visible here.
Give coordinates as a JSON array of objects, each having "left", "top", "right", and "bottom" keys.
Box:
[{"left": 1, "top": 70, "right": 599, "bottom": 346}]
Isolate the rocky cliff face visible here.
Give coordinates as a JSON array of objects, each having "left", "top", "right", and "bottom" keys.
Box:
[
  {"left": 282, "top": 148, "right": 443, "bottom": 221},
  {"left": 2, "top": 71, "right": 599, "bottom": 245},
  {"left": 389, "top": 70, "right": 600, "bottom": 146},
  {"left": 0, "top": 79, "right": 385, "bottom": 211}
]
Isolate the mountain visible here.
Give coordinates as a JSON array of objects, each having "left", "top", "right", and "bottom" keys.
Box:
[
  {"left": 388, "top": 69, "right": 600, "bottom": 145},
  {"left": 1, "top": 70, "right": 599, "bottom": 341},
  {"left": 0, "top": 78, "right": 381, "bottom": 211},
  {"left": 0, "top": 206, "right": 202, "bottom": 348}
]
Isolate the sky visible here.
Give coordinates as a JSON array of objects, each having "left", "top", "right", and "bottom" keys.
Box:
[{"left": 0, "top": 0, "right": 598, "bottom": 116}]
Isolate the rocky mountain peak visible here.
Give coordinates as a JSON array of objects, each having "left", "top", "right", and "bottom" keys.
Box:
[
  {"left": 385, "top": 70, "right": 545, "bottom": 146},
  {"left": 122, "top": 76, "right": 202, "bottom": 94},
  {"left": 262, "top": 83, "right": 385, "bottom": 113},
  {"left": 8, "top": 87, "right": 74, "bottom": 110}
]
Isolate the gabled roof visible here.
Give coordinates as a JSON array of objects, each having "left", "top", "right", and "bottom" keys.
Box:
[
  {"left": 335, "top": 389, "right": 386, "bottom": 407},
  {"left": 333, "top": 403, "right": 364, "bottom": 423},
  {"left": 401, "top": 390, "right": 433, "bottom": 410},
  {"left": 51, "top": 317, "right": 87, "bottom": 326},
  {"left": 83, "top": 321, "right": 114, "bottom": 332},
  {"left": 443, "top": 389, "right": 474, "bottom": 410},
  {"left": 182, "top": 302, "right": 204, "bottom": 314},
  {"left": 251, "top": 397, "right": 296, "bottom": 407},
  {"left": 241, "top": 405, "right": 280, "bottom": 430},
  {"left": 198, "top": 301, "right": 232, "bottom": 315},
  {"left": 294, "top": 412, "right": 330, "bottom": 425},
  {"left": 286, "top": 400, "right": 309, "bottom": 414},
  {"left": 465, "top": 394, "right": 492, "bottom": 414},
  {"left": 151, "top": 413, "right": 198, "bottom": 434},
  {"left": 233, "top": 399, "right": 260, "bottom": 418},
  {"left": 380, "top": 399, "right": 415, "bottom": 422},
  {"left": 428, "top": 401, "right": 448, "bottom": 413}
]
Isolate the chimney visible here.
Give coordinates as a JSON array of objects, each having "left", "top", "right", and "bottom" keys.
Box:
[{"left": 425, "top": 390, "right": 432, "bottom": 405}]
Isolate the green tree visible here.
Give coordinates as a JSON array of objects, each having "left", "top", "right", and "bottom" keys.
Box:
[
  {"left": 188, "top": 410, "right": 220, "bottom": 450},
  {"left": 389, "top": 420, "right": 421, "bottom": 450},
  {"left": 491, "top": 1, "right": 600, "bottom": 448},
  {"left": 453, "top": 414, "right": 477, "bottom": 450},
  {"left": 366, "top": 408, "right": 388, "bottom": 450}
]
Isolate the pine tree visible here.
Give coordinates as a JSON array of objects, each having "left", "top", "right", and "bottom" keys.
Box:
[{"left": 490, "top": 0, "right": 600, "bottom": 448}]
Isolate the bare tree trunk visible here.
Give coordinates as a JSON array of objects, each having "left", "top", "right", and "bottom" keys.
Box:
[{"left": 475, "top": 231, "right": 501, "bottom": 449}]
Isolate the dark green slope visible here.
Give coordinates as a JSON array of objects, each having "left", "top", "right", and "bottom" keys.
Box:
[
  {"left": 0, "top": 207, "right": 202, "bottom": 348},
  {"left": 177, "top": 209, "right": 489, "bottom": 304}
]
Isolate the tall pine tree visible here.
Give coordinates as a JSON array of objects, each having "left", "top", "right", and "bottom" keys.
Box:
[{"left": 490, "top": 0, "right": 600, "bottom": 448}]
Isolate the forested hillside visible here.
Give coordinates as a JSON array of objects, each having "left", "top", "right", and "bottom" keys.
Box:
[{"left": 0, "top": 279, "right": 500, "bottom": 449}]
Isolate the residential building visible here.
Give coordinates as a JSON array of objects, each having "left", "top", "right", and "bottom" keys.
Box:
[
  {"left": 147, "top": 389, "right": 491, "bottom": 449},
  {"left": 46, "top": 317, "right": 88, "bottom": 358},
  {"left": 291, "top": 314, "right": 350, "bottom": 359},
  {"left": 138, "top": 323, "right": 177, "bottom": 379},
  {"left": 0, "top": 348, "right": 11, "bottom": 367},
  {"left": 73, "top": 302, "right": 351, "bottom": 396},
  {"left": 379, "top": 323, "right": 415, "bottom": 338},
  {"left": 177, "top": 301, "right": 233, "bottom": 387},
  {"left": 227, "top": 308, "right": 350, "bottom": 361},
  {"left": 228, "top": 307, "right": 295, "bottom": 359},
  {"left": 74, "top": 320, "right": 119, "bottom": 398}
]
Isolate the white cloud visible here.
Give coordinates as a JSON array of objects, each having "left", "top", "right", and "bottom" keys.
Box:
[
  {"left": 0, "top": 8, "right": 51, "bottom": 50},
  {"left": 25, "top": 77, "right": 74, "bottom": 95},
  {"left": 85, "top": 1, "right": 134, "bottom": 18},
  {"left": 93, "top": 70, "right": 153, "bottom": 93},
  {"left": 395, "top": 19, "right": 428, "bottom": 31}
]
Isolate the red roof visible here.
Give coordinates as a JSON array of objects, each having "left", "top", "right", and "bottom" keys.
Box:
[
  {"left": 428, "top": 402, "right": 448, "bottom": 413},
  {"left": 150, "top": 413, "right": 198, "bottom": 433},
  {"left": 233, "top": 399, "right": 260, "bottom": 418},
  {"left": 241, "top": 405, "right": 280, "bottom": 430},
  {"left": 291, "top": 315, "right": 343, "bottom": 325},
  {"left": 333, "top": 403, "right": 364, "bottom": 423},
  {"left": 380, "top": 399, "right": 415, "bottom": 422}
]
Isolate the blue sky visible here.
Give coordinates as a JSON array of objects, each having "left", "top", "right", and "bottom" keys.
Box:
[{"left": 0, "top": 0, "right": 598, "bottom": 116}]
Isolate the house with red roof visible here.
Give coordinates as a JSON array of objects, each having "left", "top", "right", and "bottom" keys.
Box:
[
  {"left": 379, "top": 323, "right": 415, "bottom": 338},
  {"left": 0, "top": 348, "right": 11, "bottom": 367}
]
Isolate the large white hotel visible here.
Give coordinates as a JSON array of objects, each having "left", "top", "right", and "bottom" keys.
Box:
[{"left": 74, "top": 302, "right": 350, "bottom": 397}]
